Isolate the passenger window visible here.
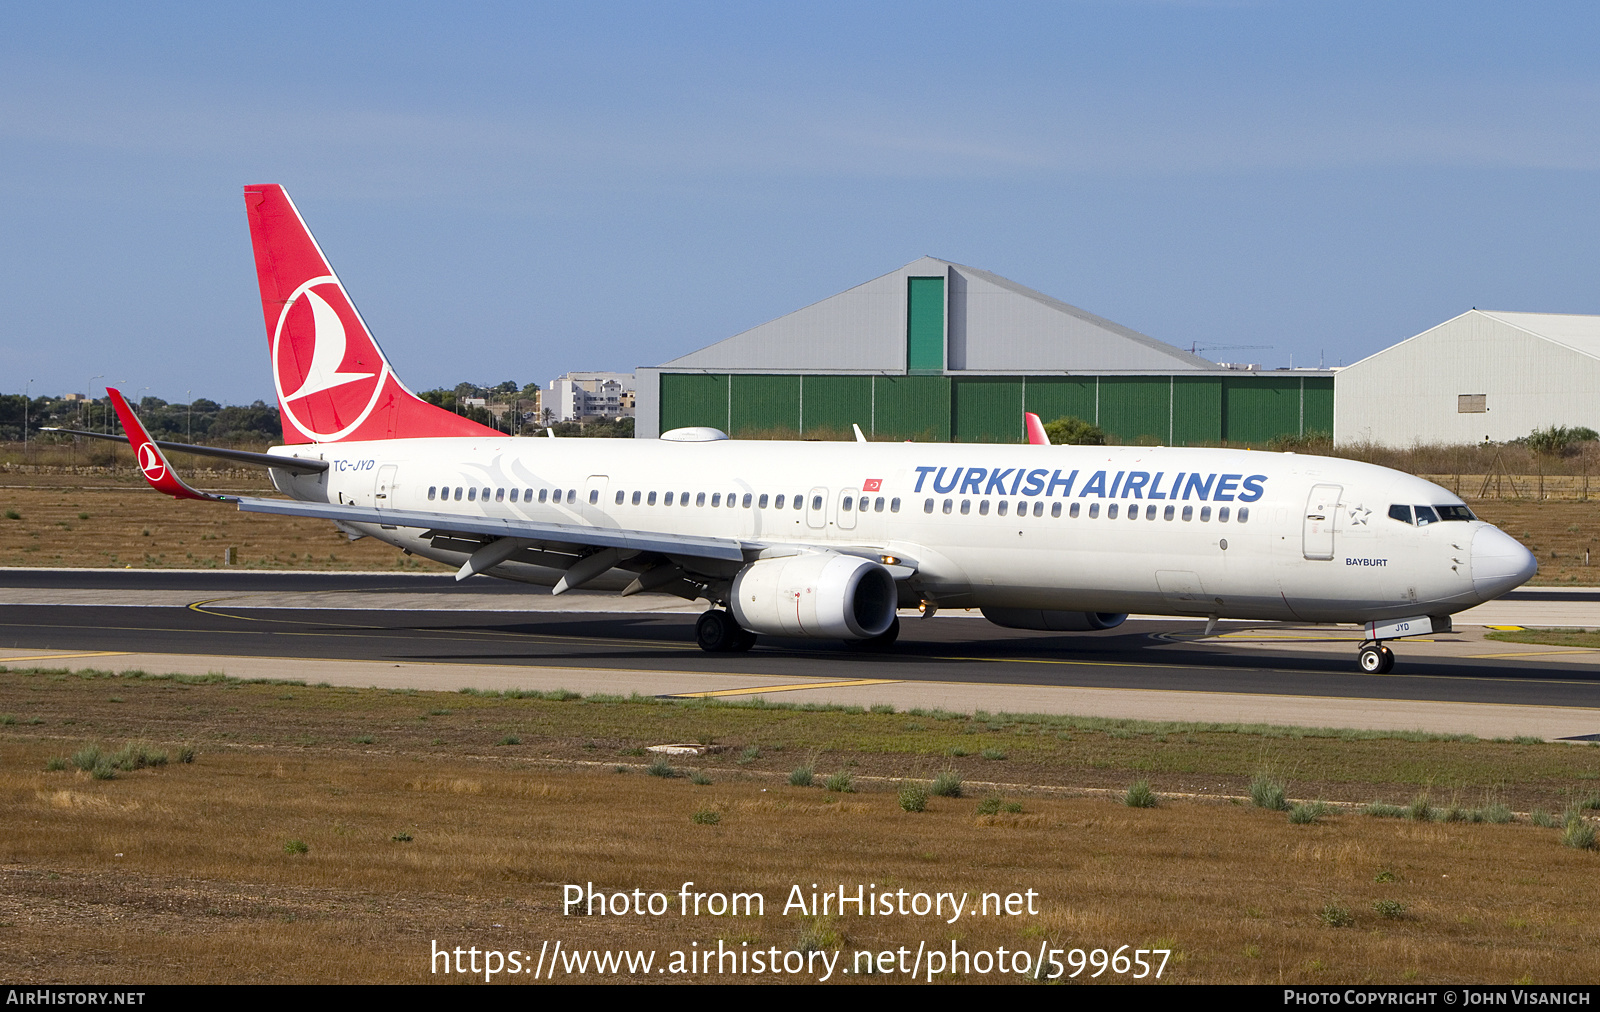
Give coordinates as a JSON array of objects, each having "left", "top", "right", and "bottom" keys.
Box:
[
  {"left": 811, "top": 495, "right": 823, "bottom": 510},
  {"left": 682, "top": 492, "right": 691, "bottom": 506},
  {"left": 648, "top": 491, "right": 657, "bottom": 505},
  {"left": 1200, "top": 506, "right": 1211, "bottom": 522},
  {"left": 1182, "top": 505, "right": 1193, "bottom": 521},
  {"left": 1068, "top": 502, "right": 1078, "bottom": 518},
  {"left": 890, "top": 498, "right": 900, "bottom": 513},
  {"left": 795, "top": 495, "right": 804, "bottom": 510},
  {"left": 468, "top": 488, "right": 477, "bottom": 502},
  {"left": 510, "top": 489, "right": 519, "bottom": 503},
  {"left": 1238, "top": 507, "right": 1250, "bottom": 523},
  {"left": 742, "top": 494, "right": 752, "bottom": 508},
  {"left": 1219, "top": 507, "right": 1231, "bottom": 522},
  {"left": 1388, "top": 504, "right": 1413, "bottom": 524},
  {"left": 1108, "top": 503, "right": 1119, "bottom": 519},
  {"left": 567, "top": 489, "right": 576, "bottom": 503},
  {"left": 588, "top": 489, "right": 599, "bottom": 505},
  {"left": 774, "top": 494, "right": 785, "bottom": 509},
  {"left": 1053, "top": 502, "right": 1063, "bottom": 518},
  {"left": 960, "top": 500, "right": 971, "bottom": 515},
  {"left": 525, "top": 488, "right": 533, "bottom": 501},
  {"left": 925, "top": 498, "right": 935, "bottom": 514},
  {"left": 614, "top": 490, "right": 625, "bottom": 505},
  {"left": 537, "top": 489, "right": 547, "bottom": 503},
  {"left": 1414, "top": 506, "right": 1438, "bottom": 526},
  {"left": 496, "top": 488, "right": 505, "bottom": 502},
  {"left": 695, "top": 492, "right": 705, "bottom": 507},
  {"left": 758, "top": 494, "right": 769, "bottom": 509},
  {"left": 942, "top": 499, "right": 953, "bottom": 514},
  {"left": 1088, "top": 503, "right": 1099, "bottom": 518},
  {"left": 842, "top": 496, "right": 854, "bottom": 511},
  {"left": 664, "top": 492, "right": 674, "bottom": 506},
  {"left": 631, "top": 491, "right": 641, "bottom": 505},
  {"left": 428, "top": 486, "right": 437, "bottom": 500},
  {"left": 483, "top": 488, "right": 491, "bottom": 501},
  {"left": 996, "top": 501, "right": 1007, "bottom": 517},
  {"left": 711, "top": 493, "right": 721, "bottom": 507},
  {"left": 1033, "top": 501, "right": 1043, "bottom": 517},
  {"left": 1164, "top": 505, "right": 1175, "bottom": 521},
  {"left": 1131, "top": 506, "right": 1141, "bottom": 521},
  {"left": 978, "top": 500, "right": 989, "bottom": 516}
]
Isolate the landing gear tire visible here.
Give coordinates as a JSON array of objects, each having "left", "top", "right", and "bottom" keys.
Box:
[
  {"left": 1358, "top": 643, "right": 1395, "bottom": 674},
  {"left": 696, "top": 610, "right": 752, "bottom": 653},
  {"left": 847, "top": 616, "right": 901, "bottom": 652}
]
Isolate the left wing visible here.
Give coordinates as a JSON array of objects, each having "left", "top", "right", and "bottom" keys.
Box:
[{"left": 106, "top": 387, "right": 914, "bottom": 591}]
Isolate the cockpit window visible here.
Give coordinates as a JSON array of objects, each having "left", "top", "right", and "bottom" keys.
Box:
[
  {"left": 1388, "top": 504, "right": 1413, "bottom": 525},
  {"left": 1434, "top": 505, "right": 1475, "bottom": 522},
  {"left": 1414, "top": 505, "right": 1439, "bottom": 526}
]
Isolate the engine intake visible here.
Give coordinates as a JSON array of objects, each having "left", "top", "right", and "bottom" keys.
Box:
[
  {"left": 731, "top": 553, "right": 897, "bottom": 640},
  {"left": 981, "top": 608, "right": 1128, "bottom": 632}
]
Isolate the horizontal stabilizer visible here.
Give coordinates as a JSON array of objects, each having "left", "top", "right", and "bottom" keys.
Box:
[{"left": 40, "top": 428, "right": 328, "bottom": 474}]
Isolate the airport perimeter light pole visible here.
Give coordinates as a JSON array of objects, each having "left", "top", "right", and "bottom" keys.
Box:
[{"left": 22, "top": 379, "right": 32, "bottom": 455}]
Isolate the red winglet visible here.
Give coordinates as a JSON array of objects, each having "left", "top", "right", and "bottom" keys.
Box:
[
  {"left": 1025, "top": 411, "right": 1049, "bottom": 446},
  {"left": 106, "top": 388, "right": 231, "bottom": 502}
]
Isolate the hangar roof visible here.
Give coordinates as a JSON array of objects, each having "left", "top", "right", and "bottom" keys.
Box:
[
  {"left": 657, "top": 256, "right": 1216, "bottom": 373},
  {"left": 1476, "top": 310, "right": 1600, "bottom": 361}
]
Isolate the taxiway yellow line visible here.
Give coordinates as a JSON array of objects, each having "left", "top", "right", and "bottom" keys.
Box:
[
  {"left": 670, "top": 678, "right": 902, "bottom": 698},
  {"left": 0, "top": 651, "right": 131, "bottom": 664},
  {"left": 1465, "top": 649, "right": 1598, "bottom": 659}
]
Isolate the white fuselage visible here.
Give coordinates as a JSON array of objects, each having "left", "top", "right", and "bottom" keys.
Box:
[{"left": 268, "top": 437, "right": 1534, "bottom": 624}]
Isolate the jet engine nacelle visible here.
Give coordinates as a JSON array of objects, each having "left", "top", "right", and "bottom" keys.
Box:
[
  {"left": 981, "top": 608, "right": 1128, "bottom": 632},
  {"left": 731, "top": 553, "right": 898, "bottom": 640}
]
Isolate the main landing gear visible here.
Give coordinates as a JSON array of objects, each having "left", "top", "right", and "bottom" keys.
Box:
[
  {"left": 696, "top": 609, "right": 757, "bottom": 653},
  {"left": 1357, "top": 641, "right": 1395, "bottom": 674}
]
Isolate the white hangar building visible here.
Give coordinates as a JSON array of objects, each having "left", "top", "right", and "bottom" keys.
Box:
[{"left": 1334, "top": 309, "right": 1600, "bottom": 446}]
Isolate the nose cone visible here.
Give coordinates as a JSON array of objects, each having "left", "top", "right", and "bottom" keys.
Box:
[{"left": 1471, "top": 525, "right": 1538, "bottom": 601}]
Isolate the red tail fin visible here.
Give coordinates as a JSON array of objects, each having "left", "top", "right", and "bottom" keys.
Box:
[{"left": 244, "top": 184, "right": 501, "bottom": 444}]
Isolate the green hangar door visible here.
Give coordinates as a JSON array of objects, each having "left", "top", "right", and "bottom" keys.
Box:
[{"left": 906, "top": 277, "right": 945, "bottom": 373}]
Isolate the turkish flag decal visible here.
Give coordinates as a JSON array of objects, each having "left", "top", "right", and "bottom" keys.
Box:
[{"left": 863, "top": 478, "right": 883, "bottom": 492}]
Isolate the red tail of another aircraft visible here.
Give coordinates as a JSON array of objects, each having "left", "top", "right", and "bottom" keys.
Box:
[{"left": 244, "top": 184, "right": 501, "bottom": 444}]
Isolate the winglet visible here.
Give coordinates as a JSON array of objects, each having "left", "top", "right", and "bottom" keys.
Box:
[
  {"left": 1025, "top": 412, "right": 1049, "bottom": 446},
  {"left": 852, "top": 423, "right": 868, "bottom": 443},
  {"left": 106, "top": 388, "right": 233, "bottom": 502}
]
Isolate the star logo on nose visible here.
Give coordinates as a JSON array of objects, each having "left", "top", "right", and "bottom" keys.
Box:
[{"left": 1348, "top": 505, "right": 1371, "bottom": 526}]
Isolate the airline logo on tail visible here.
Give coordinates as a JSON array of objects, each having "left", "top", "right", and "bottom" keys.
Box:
[
  {"left": 246, "top": 184, "right": 501, "bottom": 445},
  {"left": 272, "top": 276, "right": 389, "bottom": 441}
]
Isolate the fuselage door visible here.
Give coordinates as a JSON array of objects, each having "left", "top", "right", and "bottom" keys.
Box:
[
  {"left": 836, "top": 488, "right": 859, "bottom": 530},
  {"left": 373, "top": 464, "right": 397, "bottom": 508},
  {"left": 806, "top": 487, "right": 828, "bottom": 530},
  {"left": 1303, "top": 483, "right": 1342, "bottom": 561}
]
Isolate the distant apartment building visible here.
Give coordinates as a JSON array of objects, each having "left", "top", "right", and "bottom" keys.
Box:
[{"left": 547, "top": 372, "right": 636, "bottom": 423}]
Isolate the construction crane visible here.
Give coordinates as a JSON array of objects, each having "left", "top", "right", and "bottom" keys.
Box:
[{"left": 1189, "top": 343, "right": 1273, "bottom": 356}]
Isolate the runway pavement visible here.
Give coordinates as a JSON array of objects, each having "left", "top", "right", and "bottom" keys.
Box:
[{"left": 2, "top": 569, "right": 1597, "bottom": 740}]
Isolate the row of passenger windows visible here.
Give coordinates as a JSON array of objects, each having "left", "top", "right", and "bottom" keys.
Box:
[
  {"left": 429, "top": 486, "right": 578, "bottom": 504},
  {"left": 922, "top": 498, "right": 1249, "bottom": 523},
  {"left": 425, "top": 485, "right": 905, "bottom": 514}
]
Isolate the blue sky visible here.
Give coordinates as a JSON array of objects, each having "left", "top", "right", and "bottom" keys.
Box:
[{"left": 4, "top": 1, "right": 1600, "bottom": 404}]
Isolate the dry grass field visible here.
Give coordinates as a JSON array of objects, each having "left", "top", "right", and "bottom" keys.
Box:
[
  {"left": 3, "top": 666, "right": 1600, "bottom": 984},
  {"left": 0, "top": 473, "right": 1595, "bottom": 583}
]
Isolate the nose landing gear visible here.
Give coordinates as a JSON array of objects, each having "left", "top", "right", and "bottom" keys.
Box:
[
  {"left": 1358, "top": 642, "right": 1395, "bottom": 674},
  {"left": 1352, "top": 614, "right": 1451, "bottom": 673}
]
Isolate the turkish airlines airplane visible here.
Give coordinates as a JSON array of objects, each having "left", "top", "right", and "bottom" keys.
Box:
[{"left": 93, "top": 184, "right": 1538, "bottom": 674}]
